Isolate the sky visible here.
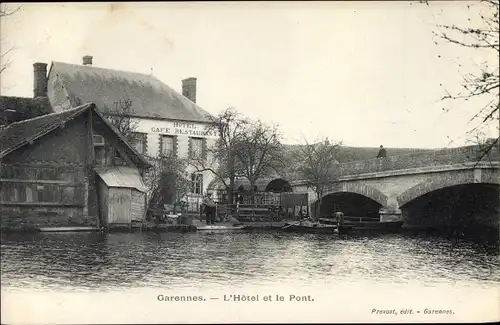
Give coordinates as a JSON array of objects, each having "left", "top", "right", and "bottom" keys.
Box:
[{"left": 1, "top": 1, "right": 498, "bottom": 148}]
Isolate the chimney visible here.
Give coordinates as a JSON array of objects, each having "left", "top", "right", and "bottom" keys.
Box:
[
  {"left": 82, "top": 55, "right": 93, "bottom": 65},
  {"left": 33, "top": 62, "right": 48, "bottom": 98},
  {"left": 182, "top": 77, "right": 197, "bottom": 103}
]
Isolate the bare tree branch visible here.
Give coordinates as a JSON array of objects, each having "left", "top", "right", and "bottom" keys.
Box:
[
  {"left": 431, "top": 0, "right": 499, "bottom": 156},
  {"left": 234, "top": 118, "right": 283, "bottom": 197},
  {"left": 189, "top": 107, "right": 247, "bottom": 203},
  {"left": 103, "top": 97, "right": 140, "bottom": 143},
  {"left": 295, "top": 136, "right": 341, "bottom": 219},
  {"left": 0, "top": 4, "right": 21, "bottom": 17},
  {"left": 0, "top": 4, "right": 22, "bottom": 76}
]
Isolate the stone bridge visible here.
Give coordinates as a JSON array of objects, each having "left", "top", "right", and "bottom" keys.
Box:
[{"left": 291, "top": 145, "right": 500, "bottom": 224}]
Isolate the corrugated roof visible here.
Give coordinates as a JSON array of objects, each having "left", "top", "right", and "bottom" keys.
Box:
[
  {"left": 0, "top": 103, "right": 92, "bottom": 158},
  {"left": 48, "top": 61, "right": 213, "bottom": 123},
  {"left": 95, "top": 166, "right": 147, "bottom": 192}
]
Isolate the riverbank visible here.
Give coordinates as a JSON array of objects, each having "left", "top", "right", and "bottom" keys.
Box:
[
  {"left": 0, "top": 220, "right": 289, "bottom": 234},
  {"left": 2, "top": 221, "right": 497, "bottom": 242}
]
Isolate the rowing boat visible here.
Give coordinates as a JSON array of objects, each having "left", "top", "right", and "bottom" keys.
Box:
[
  {"left": 318, "top": 217, "right": 403, "bottom": 232},
  {"left": 281, "top": 221, "right": 338, "bottom": 234},
  {"left": 196, "top": 224, "right": 247, "bottom": 231}
]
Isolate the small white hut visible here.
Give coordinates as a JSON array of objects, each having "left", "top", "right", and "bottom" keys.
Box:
[{"left": 95, "top": 166, "right": 147, "bottom": 226}]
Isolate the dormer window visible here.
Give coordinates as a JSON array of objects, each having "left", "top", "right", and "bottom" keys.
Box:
[{"left": 93, "top": 134, "right": 105, "bottom": 146}]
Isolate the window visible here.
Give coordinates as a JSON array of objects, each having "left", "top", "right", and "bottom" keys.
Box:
[
  {"left": 93, "top": 134, "right": 105, "bottom": 146},
  {"left": 191, "top": 173, "right": 203, "bottom": 195},
  {"left": 190, "top": 137, "right": 204, "bottom": 159},
  {"left": 93, "top": 133, "right": 106, "bottom": 165},
  {"left": 62, "top": 187, "right": 75, "bottom": 202},
  {"left": 26, "top": 186, "right": 33, "bottom": 202},
  {"left": 113, "top": 148, "right": 127, "bottom": 166},
  {"left": 130, "top": 132, "right": 147, "bottom": 155},
  {"left": 36, "top": 185, "right": 45, "bottom": 202},
  {"left": 161, "top": 135, "right": 175, "bottom": 157},
  {"left": 4, "top": 183, "right": 19, "bottom": 202}
]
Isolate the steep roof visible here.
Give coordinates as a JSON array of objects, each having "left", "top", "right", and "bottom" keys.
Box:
[
  {"left": 0, "top": 96, "right": 53, "bottom": 125},
  {"left": 0, "top": 103, "right": 151, "bottom": 168},
  {"left": 0, "top": 103, "right": 91, "bottom": 158},
  {"left": 48, "top": 61, "right": 212, "bottom": 123}
]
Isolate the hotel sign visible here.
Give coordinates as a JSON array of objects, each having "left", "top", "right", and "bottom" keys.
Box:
[{"left": 151, "top": 122, "right": 217, "bottom": 137}]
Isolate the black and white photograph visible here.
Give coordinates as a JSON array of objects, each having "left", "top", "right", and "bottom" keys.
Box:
[{"left": 0, "top": 1, "right": 499, "bottom": 323}]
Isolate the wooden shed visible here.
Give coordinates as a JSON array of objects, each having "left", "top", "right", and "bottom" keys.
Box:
[{"left": 95, "top": 166, "right": 147, "bottom": 226}]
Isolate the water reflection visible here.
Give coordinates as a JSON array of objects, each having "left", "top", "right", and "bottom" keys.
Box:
[{"left": 1, "top": 231, "right": 499, "bottom": 292}]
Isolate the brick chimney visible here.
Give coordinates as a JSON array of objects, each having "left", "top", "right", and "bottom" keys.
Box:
[
  {"left": 182, "top": 77, "right": 197, "bottom": 103},
  {"left": 82, "top": 55, "right": 93, "bottom": 65},
  {"left": 33, "top": 62, "right": 48, "bottom": 98}
]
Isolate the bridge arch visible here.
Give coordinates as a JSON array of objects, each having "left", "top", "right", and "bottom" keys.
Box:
[
  {"left": 264, "top": 178, "right": 293, "bottom": 193},
  {"left": 320, "top": 182, "right": 388, "bottom": 206},
  {"left": 312, "top": 183, "right": 387, "bottom": 218},
  {"left": 397, "top": 170, "right": 500, "bottom": 207}
]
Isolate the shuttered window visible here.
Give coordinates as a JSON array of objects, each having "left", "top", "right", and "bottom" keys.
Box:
[
  {"left": 160, "top": 135, "right": 176, "bottom": 157},
  {"left": 189, "top": 137, "right": 204, "bottom": 159}
]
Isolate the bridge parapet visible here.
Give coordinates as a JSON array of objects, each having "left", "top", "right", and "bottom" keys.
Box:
[{"left": 337, "top": 145, "right": 499, "bottom": 177}]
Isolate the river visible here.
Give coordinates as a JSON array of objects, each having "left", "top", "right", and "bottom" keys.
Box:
[{"left": 1, "top": 231, "right": 499, "bottom": 323}]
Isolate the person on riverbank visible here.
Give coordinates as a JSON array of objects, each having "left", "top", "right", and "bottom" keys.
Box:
[
  {"left": 202, "top": 193, "right": 216, "bottom": 225},
  {"left": 377, "top": 145, "right": 387, "bottom": 158},
  {"left": 335, "top": 212, "right": 345, "bottom": 229}
]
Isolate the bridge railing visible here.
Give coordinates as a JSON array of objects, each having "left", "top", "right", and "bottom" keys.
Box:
[{"left": 337, "top": 145, "right": 499, "bottom": 177}]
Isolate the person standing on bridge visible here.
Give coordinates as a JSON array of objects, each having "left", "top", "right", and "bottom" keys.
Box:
[{"left": 377, "top": 145, "right": 387, "bottom": 158}]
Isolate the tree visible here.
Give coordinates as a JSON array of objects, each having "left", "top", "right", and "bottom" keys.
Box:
[
  {"left": 144, "top": 154, "right": 191, "bottom": 216},
  {"left": 296, "top": 137, "right": 341, "bottom": 219},
  {"left": 190, "top": 107, "right": 248, "bottom": 204},
  {"left": 104, "top": 98, "right": 139, "bottom": 143},
  {"left": 431, "top": 0, "right": 499, "bottom": 159},
  {"left": 0, "top": 4, "right": 21, "bottom": 75},
  {"left": 234, "top": 119, "right": 284, "bottom": 197}
]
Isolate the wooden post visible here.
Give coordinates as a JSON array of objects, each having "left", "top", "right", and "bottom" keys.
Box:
[
  {"left": 88, "top": 107, "right": 94, "bottom": 164},
  {"left": 140, "top": 192, "right": 147, "bottom": 233},
  {"left": 87, "top": 106, "right": 99, "bottom": 229}
]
